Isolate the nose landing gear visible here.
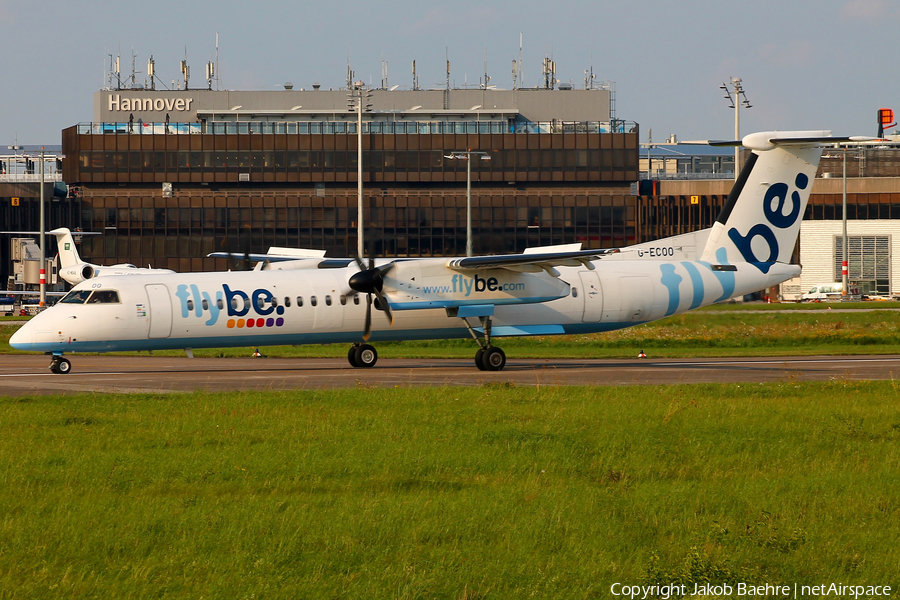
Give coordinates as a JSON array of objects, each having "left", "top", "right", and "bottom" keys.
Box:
[{"left": 49, "top": 356, "right": 71, "bottom": 375}]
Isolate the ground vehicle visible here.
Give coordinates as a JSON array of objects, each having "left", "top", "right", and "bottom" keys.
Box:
[{"left": 801, "top": 283, "right": 843, "bottom": 301}]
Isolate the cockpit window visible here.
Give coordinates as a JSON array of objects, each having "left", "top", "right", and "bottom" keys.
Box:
[
  {"left": 60, "top": 290, "right": 92, "bottom": 304},
  {"left": 86, "top": 290, "right": 120, "bottom": 304}
]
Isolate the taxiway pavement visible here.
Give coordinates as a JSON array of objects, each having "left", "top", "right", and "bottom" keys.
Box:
[{"left": 1, "top": 354, "right": 899, "bottom": 396}]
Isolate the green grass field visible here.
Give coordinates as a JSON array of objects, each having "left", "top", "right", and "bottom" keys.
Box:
[{"left": 2, "top": 382, "right": 899, "bottom": 598}]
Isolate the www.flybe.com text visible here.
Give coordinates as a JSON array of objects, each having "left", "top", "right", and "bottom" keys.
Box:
[{"left": 422, "top": 274, "right": 526, "bottom": 296}]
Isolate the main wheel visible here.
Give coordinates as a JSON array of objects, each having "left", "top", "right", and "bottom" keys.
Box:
[
  {"left": 348, "top": 345, "right": 361, "bottom": 367},
  {"left": 481, "top": 346, "right": 506, "bottom": 371},
  {"left": 354, "top": 344, "right": 378, "bottom": 368},
  {"left": 475, "top": 348, "right": 486, "bottom": 371}
]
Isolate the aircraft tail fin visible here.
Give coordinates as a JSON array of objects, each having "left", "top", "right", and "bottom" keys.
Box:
[
  {"left": 49, "top": 228, "right": 83, "bottom": 269},
  {"left": 699, "top": 130, "right": 837, "bottom": 270}
]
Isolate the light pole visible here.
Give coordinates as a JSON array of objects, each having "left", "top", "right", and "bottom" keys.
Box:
[
  {"left": 721, "top": 78, "right": 752, "bottom": 180},
  {"left": 842, "top": 146, "right": 849, "bottom": 299},
  {"left": 444, "top": 150, "right": 490, "bottom": 256},
  {"left": 349, "top": 83, "right": 372, "bottom": 258},
  {"left": 39, "top": 147, "right": 46, "bottom": 307}
]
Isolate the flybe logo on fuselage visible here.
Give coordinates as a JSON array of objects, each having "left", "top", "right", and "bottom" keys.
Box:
[
  {"left": 174, "top": 284, "right": 285, "bottom": 329},
  {"left": 726, "top": 172, "right": 808, "bottom": 273}
]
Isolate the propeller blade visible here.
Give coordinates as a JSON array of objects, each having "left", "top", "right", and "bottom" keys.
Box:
[
  {"left": 362, "top": 294, "right": 373, "bottom": 341},
  {"left": 373, "top": 289, "right": 394, "bottom": 326}
]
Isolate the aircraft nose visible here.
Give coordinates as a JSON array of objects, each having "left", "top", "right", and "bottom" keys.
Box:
[{"left": 9, "top": 319, "right": 36, "bottom": 350}]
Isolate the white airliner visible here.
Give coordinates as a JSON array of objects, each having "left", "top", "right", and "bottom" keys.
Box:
[
  {"left": 1, "top": 228, "right": 175, "bottom": 287},
  {"left": 50, "top": 228, "right": 175, "bottom": 284},
  {"left": 11, "top": 130, "right": 859, "bottom": 374}
]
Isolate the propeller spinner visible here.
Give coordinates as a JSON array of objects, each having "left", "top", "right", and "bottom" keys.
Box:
[{"left": 348, "top": 253, "right": 394, "bottom": 341}]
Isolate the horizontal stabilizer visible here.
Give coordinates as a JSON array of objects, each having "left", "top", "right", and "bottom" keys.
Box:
[{"left": 682, "top": 131, "right": 873, "bottom": 151}]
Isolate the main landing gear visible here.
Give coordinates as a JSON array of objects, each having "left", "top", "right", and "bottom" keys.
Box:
[
  {"left": 463, "top": 315, "right": 506, "bottom": 372},
  {"left": 49, "top": 355, "right": 71, "bottom": 375},
  {"left": 348, "top": 343, "right": 378, "bottom": 368}
]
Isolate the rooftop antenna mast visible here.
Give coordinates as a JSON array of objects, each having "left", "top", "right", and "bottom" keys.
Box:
[
  {"left": 346, "top": 53, "right": 354, "bottom": 90},
  {"left": 542, "top": 54, "right": 556, "bottom": 90},
  {"left": 482, "top": 48, "right": 491, "bottom": 89},
  {"left": 180, "top": 47, "right": 190, "bottom": 90},
  {"left": 519, "top": 32, "right": 524, "bottom": 88},
  {"left": 215, "top": 32, "right": 221, "bottom": 90},
  {"left": 585, "top": 50, "right": 595, "bottom": 90},
  {"left": 129, "top": 49, "right": 141, "bottom": 89},
  {"left": 114, "top": 48, "right": 121, "bottom": 90},
  {"left": 446, "top": 47, "right": 450, "bottom": 90},
  {"left": 147, "top": 55, "right": 156, "bottom": 91},
  {"left": 412, "top": 60, "right": 419, "bottom": 91},
  {"left": 381, "top": 55, "right": 389, "bottom": 89}
]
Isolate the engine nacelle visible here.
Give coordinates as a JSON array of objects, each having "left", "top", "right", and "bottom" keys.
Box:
[{"left": 59, "top": 264, "right": 94, "bottom": 284}]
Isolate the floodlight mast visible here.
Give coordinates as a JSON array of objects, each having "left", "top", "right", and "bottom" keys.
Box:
[
  {"left": 721, "top": 77, "right": 752, "bottom": 181},
  {"left": 444, "top": 150, "right": 491, "bottom": 256},
  {"left": 349, "top": 83, "right": 373, "bottom": 258},
  {"left": 39, "top": 148, "right": 45, "bottom": 307}
]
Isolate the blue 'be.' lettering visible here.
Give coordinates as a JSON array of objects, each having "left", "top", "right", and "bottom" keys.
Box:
[{"left": 727, "top": 172, "right": 808, "bottom": 273}]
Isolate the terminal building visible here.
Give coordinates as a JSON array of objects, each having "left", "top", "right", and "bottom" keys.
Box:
[{"left": 3, "top": 70, "right": 900, "bottom": 300}]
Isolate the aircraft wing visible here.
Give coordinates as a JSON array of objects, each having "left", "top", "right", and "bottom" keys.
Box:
[
  {"left": 207, "top": 252, "right": 311, "bottom": 263},
  {"left": 0, "top": 290, "right": 66, "bottom": 297},
  {"left": 446, "top": 248, "right": 619, "bottom": 274}
]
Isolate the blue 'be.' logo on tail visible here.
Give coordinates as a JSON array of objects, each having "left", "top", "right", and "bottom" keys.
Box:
[{"left": 726, "top": 173, "right": 808, "bottom": 273}]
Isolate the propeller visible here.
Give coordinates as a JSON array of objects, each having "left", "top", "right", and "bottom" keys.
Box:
[
  {"left": 348, "top": 248, "right": 394, "bottom": 341},
  {"left": 218, "top": 226, "right": 253, "bottom": 271}
]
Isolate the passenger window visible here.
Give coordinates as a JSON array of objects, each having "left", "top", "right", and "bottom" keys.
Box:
[
  {"left": 271, "top": 296, "right": 278, "bottom": 307},
  {"left": 340, "top": 295, "right": 347, "bottom": 305},
  {"left": 353, "top": 295, "right": 360, "bottom": 305},
  {"left": 201, "top": 298, "right": 209, "bottom": 310},
  {"left": 61, "top": 290, "right": 92, "bottom": 304},
  {"left": 572, "top": 287, "right": 578, "bottom": 298},
  {"left": 231, "top": 297, "right": 241, "bottom": 310},
  {"left": 87, "top": 290, "right": 120, "bottom": 304},
  {"left": 187, "top": 299, "right": 194, "bottom": 311},
  {"left": 310, "top": 296, "right": 317, "bottom": 307},
  {"left": 297, "top": 296, "right": 303, "bottom": 307},
  {"left": 325, "top": 295, "right": 332, "bottom": 306},
  {"left": 217, "top": 298, "right": 224, "bottom": 310},
  {"left": 284, "top": 296, "right": 291, "bottom": 307}
]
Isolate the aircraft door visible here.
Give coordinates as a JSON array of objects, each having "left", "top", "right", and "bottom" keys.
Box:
[
  {"left": 578, "top": 271, "right": 603, "bottom": 322},
  {"left": 145, "top": 284, "right": 172, "bottom": 338}
]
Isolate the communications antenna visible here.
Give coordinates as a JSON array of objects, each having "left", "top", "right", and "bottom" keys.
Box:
[
  {"left": 181, "top": 47, "right": 190, "bottom": 90},
  {"left": 346, "top": 53, "right": 354, "bottom": 90},
  {"left": 147, "top": 55, "right": 156, "bottom": 90},
  {"left": 412, "top": 60, "right": 419, "bottom": 90},
  {"left": 215, "top": 32, "right": 221, "bottom": 90}
]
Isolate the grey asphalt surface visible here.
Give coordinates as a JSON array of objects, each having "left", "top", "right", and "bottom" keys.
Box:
[{"left": 1, "top": 353, "right": 899, "bottom": 395}]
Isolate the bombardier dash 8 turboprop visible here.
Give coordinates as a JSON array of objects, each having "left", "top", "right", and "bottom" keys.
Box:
[{"left": 12, "top": 130, "right": 861, "bottom": 374}]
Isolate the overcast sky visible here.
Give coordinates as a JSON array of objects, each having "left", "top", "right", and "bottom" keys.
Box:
[{"left": 1, "top": 0, "right": 897, "bottom": 145}]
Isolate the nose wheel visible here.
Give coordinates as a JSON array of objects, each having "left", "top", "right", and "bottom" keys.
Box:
[
  {"left": 49, "top": 356, "right": 71, "bottom": 375},
  {"left": 348, "top": 343, "right": 378, "bottom": 368}
]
